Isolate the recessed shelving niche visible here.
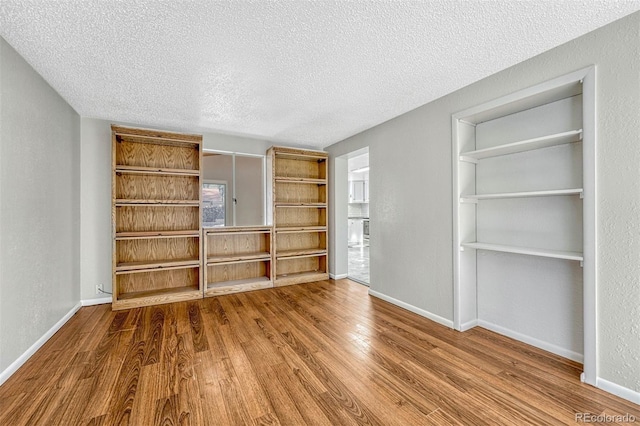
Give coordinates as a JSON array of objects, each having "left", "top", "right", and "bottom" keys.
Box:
[{"left": 452, "top": 67, "right": 596, "bottom": 384}]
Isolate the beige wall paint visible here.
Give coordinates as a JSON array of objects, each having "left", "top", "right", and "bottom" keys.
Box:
[
  {"left": 325, "top": 12, "right": 640, "bottom": 392},
  {"left": 0, "top": 38, "right": 81, "bottom": 372}
]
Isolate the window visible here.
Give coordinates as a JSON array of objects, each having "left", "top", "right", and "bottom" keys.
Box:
[
  {"left": 202, "top": 181, "right": 226, "bottom": 227},
  {"left": 202, "top": 151, "right": 265, "bottom": 227}
]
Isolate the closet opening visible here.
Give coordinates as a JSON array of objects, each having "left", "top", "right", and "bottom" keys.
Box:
[{"left": 452, "top": 67, "right": 596, "bottom": 384}]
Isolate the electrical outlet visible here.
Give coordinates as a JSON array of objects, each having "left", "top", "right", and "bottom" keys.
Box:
[{"left": 96, "top": 283, "right": 103, "bottom": 294}]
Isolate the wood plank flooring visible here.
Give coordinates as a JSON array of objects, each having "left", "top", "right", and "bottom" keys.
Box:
[{"left": 1, "top": 278, "right": 638, "bottom": 425}]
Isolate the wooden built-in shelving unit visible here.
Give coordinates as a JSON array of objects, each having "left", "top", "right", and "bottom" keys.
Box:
[
  {"left": 267, "top": 146, "right": 329, "bottom": 286},
  {"left": 112, "top": 125, "right": 203, "bottom": 310},
  {"left": 203, "top": 227, "right": 273, "bottom": 296}
]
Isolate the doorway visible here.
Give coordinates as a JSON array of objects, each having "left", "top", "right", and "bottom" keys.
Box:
[{"left": 347, "top": 151, "right": 369, "bottom": 285}]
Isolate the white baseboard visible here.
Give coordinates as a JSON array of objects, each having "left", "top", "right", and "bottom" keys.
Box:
[
  {"left": 0, "top": 302, "right": 82, "bottom": 386},
  {"left": 459, "top": 319, "right": 478, "bottom": 332},
  {"left": 596, "top": 377, "right": 640, "bottom": 405},
  {"left": 477, "top": 319, "right": 583, "bottom": 363},
  {"left": 329, "top": 273, "right": 348, "bottom": 280},
  {"left": 368, "top": 289, "right": 454, "bottom": 328},
  {"left": 81, "top": 296, "right": 112, "bottom": 306}
]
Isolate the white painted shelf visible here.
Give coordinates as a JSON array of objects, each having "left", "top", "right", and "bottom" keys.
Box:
[
  {"left": 460, "top": 188, "right": 583, "bottom": 202},
  {"left": 461, "top": 242, "right": 583, "bottom": 261},
  {"left": 460, "top": 129, "right": 582, "bottom": 162}
]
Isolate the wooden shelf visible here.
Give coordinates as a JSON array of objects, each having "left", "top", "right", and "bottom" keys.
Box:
[
  {"left": 275, "top": 271, "right": 329, "bottom": 287},
  {"left": 117, "top": 285, "right": 200, "bottom": 300},
  {"left": 206, "top": 252, "right": 271, "bottom": 265},
  {"left": 116, "top": 199, "right": 200, "bottom": 206},
  {"left": 461, "top": 188, "right": 583, "bottom": 202},
  {"left": 461, "top": 242, "right": 583, "bottom": 261},
  {"left": 275, "top": 152, "right": 327, "bottom": 161},
  {"left": 275, "top": 177, "right": 327, "bottom": 184},
  {"left": 116, "top": 258, "right": 200, "bottom": 273},
  {"left": 114, "top": 132, "right": 201, "bottom": 148},
  {"left": 276, "top": 249, "right": 327, "bottom": 259},
  {"left": 115, "top": 165, "right": 200, "bottom": 176},
  {"left": 204, "top": 227, "right": 271, "bottom": 235},
  {"left": 205, "top": 277, "right": 272, "bottom": 296},
  {"left": 113, "top": 286, "right": 201, "bottom": 310},
  {"left": 203, "top": 227, "right": 272, "bottom": 297},
  {"left": 276, "top": 226, "right": 327, "bottom": 233},
  {"left": 275, "top": 203, "right": 327, "bottom": 208},
  {"left": 460, "top": 129, "right": 582, "bottom": 162},
  {"left": 115, "top": 230, "right": 200, "bottom": 240}
]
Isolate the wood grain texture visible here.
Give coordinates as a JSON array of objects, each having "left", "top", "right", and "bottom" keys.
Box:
[
  {"left": 116, "top": 236, "right": 199, "bottom": 265},
  {"left": 274, "top": 157, "right": 327, "bottom": 180},
  {"left": 207, "top": 262, "right": 270, "bottom": 285},
  {"left": 275, "top": 206, "right": 326, "bottom": 228},
  {"left": 117, "top": 267, "right": 200, "bottom": 296},
  {"left": 112, "top": 125, "right": 202, "bottom": 143},
  {"left": 276, "top": 255, "right": 326, "bottom": 276},
  {"left": 116, "top": 205, "right": 200, "bottom": 233},
  {"left": 2, "top": 279, "right": 638, "bottom": 425},
  {"left": 276, "top": 230, "right": 326, "bottom": 253},
  {"left": 116, "top": 139, "right": 200, "bottom": 170},
  {"left": 204, "top": 227, "right": 274, "bottom": 294},
  {"left": 275, "top": 181, "right": 326, "bottom": 204},
  {"left": 116, "top": 173, "right": 199, "bottom": 201},
  {"left": 206, "top": 231, "right": 271, "bottom": 259}
]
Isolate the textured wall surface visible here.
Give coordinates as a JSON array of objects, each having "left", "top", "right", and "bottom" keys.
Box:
[
  {"left": 0, "top": 38, "right": 80, "bottom": 372},
  {"left": 1, "top": 2, "right": 639, "bottom": 147},
  {"left": 325, "top": 12, "right": 640, "bottom": 391}
]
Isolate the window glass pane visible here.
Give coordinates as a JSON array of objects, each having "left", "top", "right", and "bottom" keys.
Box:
[
  {"left": 203, "top": 182, "right": 225, "bottom": 227},
  {"left": 202, "top": 151, "right": 265, "bottom": 227}
]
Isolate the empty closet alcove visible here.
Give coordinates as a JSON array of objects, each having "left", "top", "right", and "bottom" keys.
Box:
[{"left": 452, "top": 67, "right": 596, "bottom": 384}]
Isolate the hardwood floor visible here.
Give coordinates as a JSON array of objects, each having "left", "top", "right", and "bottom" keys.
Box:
[{"left": 1, "top": 279, "right": 638, "bottom": 425}]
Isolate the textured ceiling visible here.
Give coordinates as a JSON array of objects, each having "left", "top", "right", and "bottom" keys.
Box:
[{"left": 1, "top": 1, "right": 639, "bottom": 148}]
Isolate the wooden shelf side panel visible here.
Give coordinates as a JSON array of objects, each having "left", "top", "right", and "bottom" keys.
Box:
[
  {"left": 116, "top": 173, "right": 200, "bottom": 202},
  {"left": 275, "top": 181, "right": 326, "bottom": 204},
  {"left": 275, "top": 206, "right": 326, "bottom": 228},
  {"left": 116, "top": 205, "right": 200, "bottom": 233},
  {"left": 116, "top": 139, "right": 200, "bottom": 171}
]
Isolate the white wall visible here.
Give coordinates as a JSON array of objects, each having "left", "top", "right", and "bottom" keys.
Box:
[
  {"left": 0, "top": 38, "right": 81, "bottom": 372},
  {"left": 79, "top": 117, "right": 275, "bottom": 300},
  {"left": 325, "top": 12, "right": 640, "bottom": 392},
  {"left": 328, "top": 156, "right": 348, "bottom": 278}
]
